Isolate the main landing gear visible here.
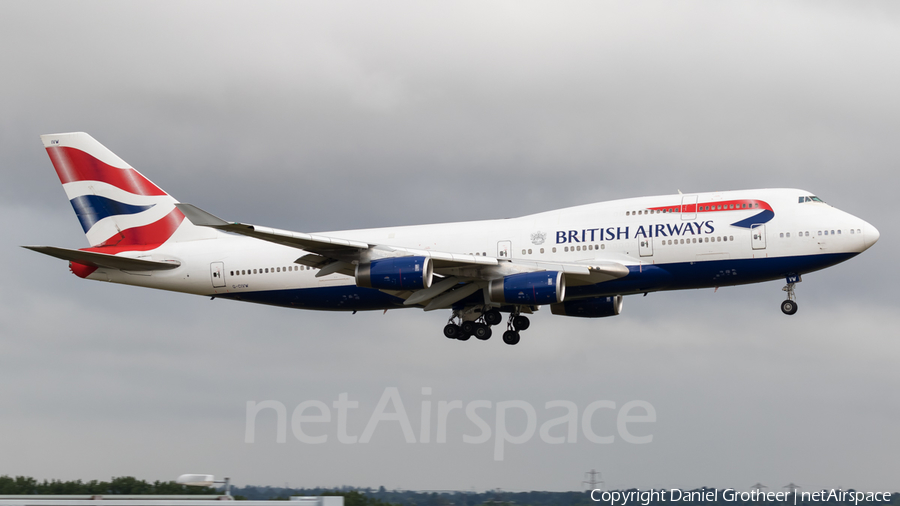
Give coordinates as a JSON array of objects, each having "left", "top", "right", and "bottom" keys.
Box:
[
  {"left": 781, "top": 275, "right": 800, "bottom": 315},
  {"left": 443, "top": 307, "right": 530, "bottom": 345}
]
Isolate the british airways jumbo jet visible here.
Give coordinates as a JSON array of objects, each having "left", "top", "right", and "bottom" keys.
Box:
[{"left": 26, "top": 132, "right": 879, "bottom": 345}]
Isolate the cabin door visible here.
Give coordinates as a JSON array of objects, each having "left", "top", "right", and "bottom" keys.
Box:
[
  {"left": 210, "top": 261, "right": 226, "bottom": 288},
  {"left": 751, "top": 224, "right": 767, "bottom": 250},
  {"left": 497, "top": 240, "right": 512, "bottom": 259},
  {"left": 639, "top": 237, "right": 654, "bottom": 257}
]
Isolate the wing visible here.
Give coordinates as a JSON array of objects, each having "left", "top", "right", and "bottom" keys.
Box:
[
  {"left": 23, "top": 245, "right": 181, "bottom": 271},
  {"left": 175, "top": 204, "right": 629, "bottom": 308}
]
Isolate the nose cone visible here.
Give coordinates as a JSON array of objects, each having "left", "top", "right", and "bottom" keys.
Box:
[{"left": 862, "top": 221, "right": 880, "bottom": 251}]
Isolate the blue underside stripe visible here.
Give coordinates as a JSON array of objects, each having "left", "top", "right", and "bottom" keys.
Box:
[
  {"left": 70, "top": 195, "right": 156, "bottom": 232},
  {"left": 214, "top": 252, "right": 858, "bottom": 311}
]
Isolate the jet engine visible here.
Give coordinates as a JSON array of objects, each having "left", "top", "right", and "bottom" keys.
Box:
[
  {"left": 356, "top": 256, "right": 433, "bottom": 290},
  {"left": 550, "top": 295, "right": 623, "bottom": 318},
  {"left": 488, "top": 271, "right": 565, "bottom": 305}
]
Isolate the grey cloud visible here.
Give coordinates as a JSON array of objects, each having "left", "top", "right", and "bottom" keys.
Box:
[{"left": 2, "top": 0, "right": 899, "bottom": 493}]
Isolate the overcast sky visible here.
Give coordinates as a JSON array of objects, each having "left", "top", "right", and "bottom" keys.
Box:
[{"left": 2, "top": 0, "right": 899, "bottom": 493}]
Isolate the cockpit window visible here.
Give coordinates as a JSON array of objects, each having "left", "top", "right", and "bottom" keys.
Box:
[{"left": 799, "top": 196, "right": 826, "bottom": 203}]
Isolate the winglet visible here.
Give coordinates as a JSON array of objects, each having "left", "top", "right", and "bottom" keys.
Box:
[{"left": 174, "top": 203, "right": 231, "bottom": 228}]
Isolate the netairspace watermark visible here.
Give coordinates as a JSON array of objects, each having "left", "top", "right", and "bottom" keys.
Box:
[
  {"left": 589, "top": 489, "right": 893, "bottom": 505},
  {"left": 245, "top": 387, "right": 656, "bottom": 461}
]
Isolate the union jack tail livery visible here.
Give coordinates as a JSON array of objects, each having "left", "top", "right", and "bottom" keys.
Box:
[{"left": 42, "top": 132, "right": 199, "bottom": 249}]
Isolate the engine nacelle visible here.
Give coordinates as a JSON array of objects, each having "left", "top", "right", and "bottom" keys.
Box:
[
  {"left": 355, "top": 256, "right": 433, "bottom": 290},
  {"left": 550, "top": 295, "right": 623, "bottom": 318},
  {"left": 488, "top": 271, "right": 565, "bottom": 305}
]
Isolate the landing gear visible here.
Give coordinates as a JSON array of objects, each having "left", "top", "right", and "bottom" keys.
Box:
[
  {"left": 484, "top": 309, "right": 503, "bottom": 326},
  {"left": 512, "top": 315, "right": 530, "bottom": 331},
  {"left": 443, "top": 324, "right": 460, "bottom": 339},
  {"left": 474, "top": 323, "right": 492, "bottom": 340},
  {"left": 781, "top": 277, "right": 799, "bottom": 315},
  {"left": 443, "top": 306, "right": 533, "bottom": 344},
  {"left": 502, "top": 330, "right": 520, "bottom": 345},
  {"left": 500, "top": 310, "right": 529, "bottom": 345},
  {"left": 443, "top": 307, "right": 496, "bottom": 341},
  {"left": 781, "top": 299, "right": 798, "bottom": 315}
]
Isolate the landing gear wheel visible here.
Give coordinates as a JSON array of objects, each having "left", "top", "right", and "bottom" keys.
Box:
[
  {"left": 461, "top": 320, "right": 476, "bottom": 335},
  {"left": 502, "top": 330, "right": 520, "bottom": 345},
  {"left": 484, "top": 309, "right": 503, "bottom": 326},
  {"left": 443, "top": 324, "right": 460, "bottom": 339},
  {"left": 474, "top": 324, "right": 492, "bottom": 340},
  {"left": 457, "top": 331, "right": 472, "bottom": 341},
  {"left": 781, "top": 299, "right": 798, "bottom": 315},
  {"left": 512, "top": 315, "right": 530, "bottom": 331}
]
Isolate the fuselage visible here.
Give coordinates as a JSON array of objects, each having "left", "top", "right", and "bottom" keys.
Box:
[{"left": 86, "top": 188, "right": 879, "bottom": 311}]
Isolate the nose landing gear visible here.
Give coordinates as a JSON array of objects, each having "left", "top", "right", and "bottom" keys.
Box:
[{"left": 781, "top": 275, "right": 800, "bottom": 315}]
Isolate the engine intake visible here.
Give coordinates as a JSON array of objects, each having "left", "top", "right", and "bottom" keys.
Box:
[
  {"left": 550, "top": 295, "right": 623, "bottom": 318},
  {"left": 356, "top": 257, "right": 433, "bottom": 290},
  {"left": 488, "top": 271, "right": 565, "bottom": 305}
]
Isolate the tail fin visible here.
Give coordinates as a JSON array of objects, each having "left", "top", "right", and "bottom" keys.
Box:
[{"left": 41, "top": 132, "right": 209, "bottom": 249}]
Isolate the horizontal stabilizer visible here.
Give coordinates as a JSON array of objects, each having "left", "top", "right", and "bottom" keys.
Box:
[{"left": 23, "top": 245, "right": 180, "bottom": 271}]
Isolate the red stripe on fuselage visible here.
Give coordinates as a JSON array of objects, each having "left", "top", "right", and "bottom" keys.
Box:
[
  {"left": 46, "top": 146, "right": 167, "bottom": 196},
  {"left": 648, "top": 199, "right": 772, "bottom": 214}
]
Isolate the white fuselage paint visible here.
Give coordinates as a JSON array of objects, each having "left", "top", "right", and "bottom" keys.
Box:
[{"left": 89, "top": 189, "right": 879, "bottom": 309}]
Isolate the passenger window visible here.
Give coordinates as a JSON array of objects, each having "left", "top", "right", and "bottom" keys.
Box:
[
  {"left": 552, "top": 247, "right": 557, "bottom": 253},
  {"left": 540, "top": 248, "right": 544, "bottom": 254}
]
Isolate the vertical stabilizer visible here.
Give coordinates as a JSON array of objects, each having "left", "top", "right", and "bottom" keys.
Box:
[{"left": 41, "top": 132, "right": 209, "bottom": 249}]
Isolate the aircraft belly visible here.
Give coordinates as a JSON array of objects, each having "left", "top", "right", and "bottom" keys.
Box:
[{"left": 217, "top": 285, "right": 407, "bottom": 311}]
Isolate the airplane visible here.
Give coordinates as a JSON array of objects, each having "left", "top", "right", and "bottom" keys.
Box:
[{"left": 25, "top": 132, "right": 880, "bottom": 345}]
